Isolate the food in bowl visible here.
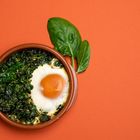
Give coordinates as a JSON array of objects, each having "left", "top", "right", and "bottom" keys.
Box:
[{"left": 0, "top": 48, "right": 70, "bottom": 125}]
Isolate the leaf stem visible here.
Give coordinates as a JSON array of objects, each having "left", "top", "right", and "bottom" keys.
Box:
[
  {"left": 68, "top": 43, "right": 75, "bottom": 70},
  {"left": 71, "top": 56, "right": 75, "bottom": 70},
  {"left": 76, "top": 68, "right": 79, "bottom": 73}
]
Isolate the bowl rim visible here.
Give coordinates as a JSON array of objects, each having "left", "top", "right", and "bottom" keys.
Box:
[{"left": 0, "top": 43, "right": 77, "bottom": 129}]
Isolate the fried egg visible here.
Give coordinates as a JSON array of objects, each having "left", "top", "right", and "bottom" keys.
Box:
[{"left": 30, "top": 59, "right": 69, "bottom": 116}]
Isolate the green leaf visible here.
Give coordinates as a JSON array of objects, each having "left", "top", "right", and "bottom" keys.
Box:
[
  {"left": 40, "top": 114, "right": 50, "bottom": 122},
  {"left": 77, "top": 40, "right": 90, "bottom": 73},
  {"left": 47, "top": 17, "right": 82, "bottom": 68}
]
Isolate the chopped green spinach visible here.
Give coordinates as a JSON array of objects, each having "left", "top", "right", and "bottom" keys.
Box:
[{"left": 0, "top": 48, "right": 63, "bottom": 125}]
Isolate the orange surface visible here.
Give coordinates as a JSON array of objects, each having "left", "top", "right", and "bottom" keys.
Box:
[{"left": 0, "top": 0, "right": 140, "bottom": 140}]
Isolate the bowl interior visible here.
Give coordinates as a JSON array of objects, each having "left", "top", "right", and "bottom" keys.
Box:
[{"left": 0, "top": 43, "right": 76, "bottom": 129}]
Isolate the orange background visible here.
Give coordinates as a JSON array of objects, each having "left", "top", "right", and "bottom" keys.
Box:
[{"left": 0, "top": 0, "right": 140, "bottom": 140}]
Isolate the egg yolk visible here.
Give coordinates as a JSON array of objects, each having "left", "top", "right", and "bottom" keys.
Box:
[{"left": 40, "top": 74, "right": 66, "bottom": 98}]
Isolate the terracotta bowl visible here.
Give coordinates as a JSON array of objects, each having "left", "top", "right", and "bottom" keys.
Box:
[{"left": 0, "top": 43, "right": 78, "bottom": 129}]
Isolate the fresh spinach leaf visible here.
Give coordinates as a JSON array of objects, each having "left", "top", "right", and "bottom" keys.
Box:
[
  {"left": 47, "top": 17, "right": 82, "bottom": 68},
  {"left": 77, "top": 40, "right": 90, "bottom": 73}
]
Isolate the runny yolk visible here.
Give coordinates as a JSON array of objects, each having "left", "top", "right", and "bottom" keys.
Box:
[{"left": 40, "top": 74, "right": 66, "bottom": 98}]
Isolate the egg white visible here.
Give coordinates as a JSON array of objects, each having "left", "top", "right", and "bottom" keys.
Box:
[{"left": 30, "top": 61, "right": 69, "bottom": 116}]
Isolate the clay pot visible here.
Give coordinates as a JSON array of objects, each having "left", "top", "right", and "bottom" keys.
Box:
[{"left": 0, "top": 43, "right": 77, "bottom": 129}]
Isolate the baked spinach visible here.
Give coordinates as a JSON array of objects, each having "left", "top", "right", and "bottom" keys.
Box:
[
  {"left": 77, "top": 40, "right": 90, "bottom": 73},
  {"left": 47, "top": 17, "right": 82, "bottom": 68},
  {"left": 0, "top": 48, "right": 63, "bottom": 124}
]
